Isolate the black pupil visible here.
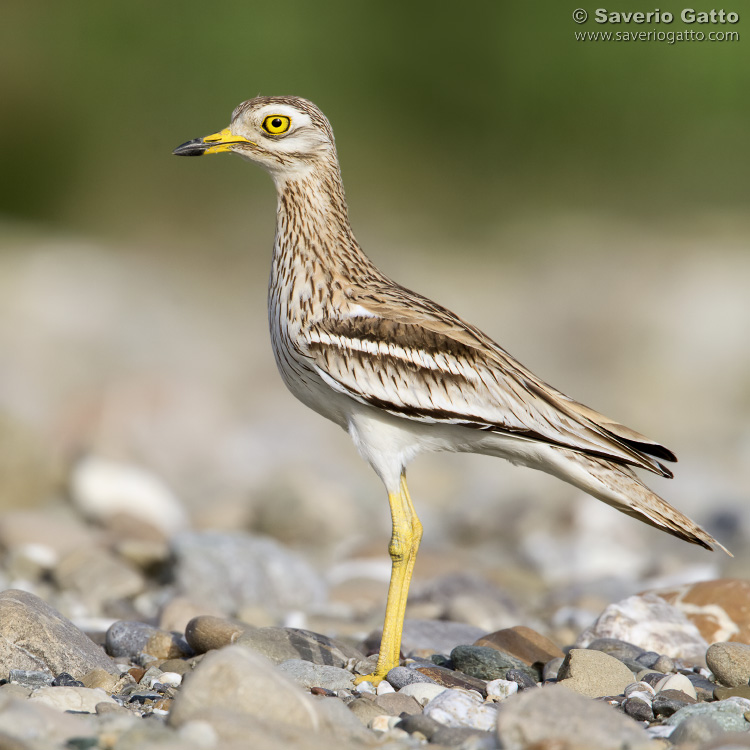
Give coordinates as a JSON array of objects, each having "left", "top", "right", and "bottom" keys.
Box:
[{"left": 271, "top": 118, "right": 282, "bottom": 129}]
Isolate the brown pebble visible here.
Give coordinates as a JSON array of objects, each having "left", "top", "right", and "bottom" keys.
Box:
[
  {"left": 184, "top": 615, "right": 249, "bottom": 654},
  {"left": 716, "top": 686, "right": 750, "bottom": 701},
  {"left": 128, "top": 667, "right": 146, "bottom": 682},
  {"left": 415, "top": 666, "right": 488, "bottom": 697},
  {"left": 311, "top": 686, "right": 335, "bottom": 696},
  {"left": 153, "top": 698, "right": 172, "bottom": 711},
  {"left": 475, "top": 626, "right": 565, "bottom": 666}
]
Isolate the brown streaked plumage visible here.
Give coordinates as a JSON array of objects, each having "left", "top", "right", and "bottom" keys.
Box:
[{"left": 174, "top": 95, "right": 728, "bottom": 682}]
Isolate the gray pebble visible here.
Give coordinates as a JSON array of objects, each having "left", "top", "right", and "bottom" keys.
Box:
[
  {"left": 668, "top": 714, "right": 725, "bottom": 745},
  {"left": 586, "top": 638, "right": 645, "bottom": 661},
  {"left": 450, "top": 645, "right": 538, "bottom": 682},
  {"left": 52, "top": 673, "right": 84, "bottom": 688},
  {"left": 623, "top": 696, "right": 654, "bottom": 722},
  {"left": 684, "top": 673, "right": 717, "bottom": 701},
  {"left": 665, "top": 698, "right": 750, "bottom": 732},
  {"left": 542, "top": 657, "right": 564, "bottom": 682},
  {"left": 9, "top": 669, "right": 53, "bottom": 688},
  {"left": 432, "top": 726, "right": 493, "bottom": 747},
  {"left": 397, "top": 713, "right": 442, "bottom": 739},
  {"left": 385, "top": 666, "right": 436, "bottom": 688},
  {"left": 634, "top": 651, "right": 660, "bottom": 668},
  {"left": 652, "top": 689, "right": 696, "bottom": 718},
  {"left": 505, "top": 668, "right": 537, "bottom": 690},
  {"left": 651, "top": 654, "right": 675, "bottom": 674}
]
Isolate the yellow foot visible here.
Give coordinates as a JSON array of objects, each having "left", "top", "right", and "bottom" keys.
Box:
[{"left": 353, "top": 672, "right": 386, "bottom": 687}]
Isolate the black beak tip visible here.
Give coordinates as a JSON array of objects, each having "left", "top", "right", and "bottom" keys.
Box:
[{"left": 173, "top": 138, "right": 206, "bottom": 157}]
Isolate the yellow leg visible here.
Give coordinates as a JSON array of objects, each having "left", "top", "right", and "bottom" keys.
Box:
[{"left": 355, "top": 472, "right": 422, "bottom": 685}]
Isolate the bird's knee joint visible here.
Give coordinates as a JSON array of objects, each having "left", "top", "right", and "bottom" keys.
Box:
[{"left": 388, "top": 530, "right": 411, "bottom": 562}]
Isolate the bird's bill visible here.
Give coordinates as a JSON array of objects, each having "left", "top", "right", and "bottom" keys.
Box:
[{"left": 172, "top": 128, "right": 253, "bottom": 157}]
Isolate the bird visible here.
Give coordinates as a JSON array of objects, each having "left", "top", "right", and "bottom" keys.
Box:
[{"left": 173, "top": 96, "right": 727, "bottom": 683}]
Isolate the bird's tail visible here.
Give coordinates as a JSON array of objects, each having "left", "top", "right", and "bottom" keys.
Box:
[{"left": 541, "top": 447, "right": 731, "bottom": 555}]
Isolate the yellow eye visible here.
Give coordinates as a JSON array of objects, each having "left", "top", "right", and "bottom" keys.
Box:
[{"left": 262, "top": 115, "right": 291, "bottom": 135}]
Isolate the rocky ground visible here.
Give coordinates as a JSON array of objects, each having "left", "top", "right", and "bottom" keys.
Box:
[{"left": 1, "top": 460, "right": 750, "bottom": 750}]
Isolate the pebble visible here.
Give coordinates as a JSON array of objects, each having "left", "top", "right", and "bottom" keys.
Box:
[
  {"left": 347, "top": 694, "right": 382, "bottom": 723},
  {"left": 485, "top": 679, "right": 519, "bottom": 701},
  {"left": 385, "top": 665, "right": 437, "bottom": 688},
  {"left": 105, "top": 620, "right": 190, "bottom": 661},
  {"left": 184, "top": 614, "right": 250, "bottom": 653},
  {"left": 634, "top": 651, "right": 660, "bottom": 668},
  {"left": 625, "top": 681, "right": 655, "bottom": 697},
  {"left": 668, "top": 715, "right": 726, "bottom": 745},
  {"left": 652, "top": 688, "right": 696, "bottom": 717},
  {"left": 556, "top": 648, "right": 635, "bottom": 698},
  {"left": 153, "top": 671, "right": 181, "bottom": 688},
  {"left": 8, "top": 669, "right": 54, "bottom": 688},
  {"left": 450, "top": 644, "right": 538, "bottom": 682},
  {"left": 52, "top": 672, "right": 85, "bottom": 688},
  {"left": 542, "top": 656, "right": 564, "bottom": 681},
  {"left": 171, "top": 530, "right": 326, "bottom": 615},
  {"left": 374, "top": 691, "right": 422, "bottom": 716},
  {"left": 496, "top": 683, "right": 653, "bottom": 750},
  {"left": 375, "top": 679, "right": 394, "bottom": 695},
  {"left": 714, "top": 685, "right": 750, "bottom": 700},
  {"left": 665, "top": 696, "right": 750, "bottom": 732},
  {"left": 0, "top": 697, "right": 95, "bottom": 747},
  {"left": 654, "top": 672, "right": 697, "bottom": 699},
  {"left": 53, "top": 546, "right": 146, "bottom": 610},
  {"left": 236, "top": 626, "right": 364, "bottom": 668},
  {"left": 29, "top": 685, "right": 118, "bottom": 713},
  {"left": 655, "top": 578, "right": 750, "bottom": 644},
  {"left": 682, "top": 673, "right": 716, "bottom": 702},
  {"left": 397, "top": 712, "right": 442, "bottom": 739},
  {"left": 706, "top": 641, "right": 750, "bottom": 687},
  {"left": 0, "top": 683, "right": 32, "bottom": 700},
  {"left": 399, "top": 683, "right": 449, "bottom": 706},
  {"left": 422, "top": 688, "right": 498, "bottom": 731},
  {"left": 504, "top": 668, "right": 537, "bottom": 690},
  {"left": 277, "top": 660, "right": 355, "bottom": 691},
  {"left": 413, "top": 665, "right": 489, "bottom": 696},
  {"left": 0, "top": 589, "right": 118, "bottom": 680},
  {"left": 70, "top": 454, "right": 188, "bottom": 537},
  {"left": 576, "top": 593, "right": 709, "bottom": 664},
  {"left": 623, "top": 695, "right": 654, "bottom": 722},
  {"left": 158, "top": 658, "right": 194, "bottom": 676},
  {"left": 474, "top": 625, "right": 564, "bottom": 666},
  {"left": 168, "top": 644, "right": 322, "bottom": 731},
  {"left": 432, "top": 726, "right": 495, "bottom": 747}
]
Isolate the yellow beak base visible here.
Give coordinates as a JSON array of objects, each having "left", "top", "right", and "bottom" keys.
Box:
[{"left": 173, "top": 128, "right": 253, "bottom": 157}]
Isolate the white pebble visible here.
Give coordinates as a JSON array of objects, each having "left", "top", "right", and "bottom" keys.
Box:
[
  {"left": 376, "top": 680, "right": 395, "bottom": 695},
  {"left": 624, "top": 681, "right": 655, "bottom": 697},
  {"left": 356, "top": 680, "right": 376, "bottom": 694},
  {"left": 70, "top": 455, "right": 188, "bottom": 536},
  {"left": 157, "top": 672, "right": 182, "bottom": 687},
  {"left": 654, "top": 673, "right": 697, "bottom": 700},
  {"left": 399, "top": 682, "right": 447, "bottom": 706},
  {"left": 370, "top": 714, "right": 400, "bottom": 732},
  {"left": 486, "top": 679, "right": 519, "bottom": 701},
  {"left": 627, "top": 690, "right": 654, "bottom": 704},
  {"left": 423, "top": 688, "right": 498, "bottom": 731}
]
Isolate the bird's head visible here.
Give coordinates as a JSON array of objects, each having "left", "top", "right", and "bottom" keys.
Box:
[{"left": 173, "top": 96, "right": 337, "bottom": 182}]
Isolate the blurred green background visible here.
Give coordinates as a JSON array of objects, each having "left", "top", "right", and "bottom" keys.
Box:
[
  {"left": 2, "top": 1, "right": 748, "bottom": 244},
  {"left": 0, "top": 1, "right": 748, "bottom": 587}
]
